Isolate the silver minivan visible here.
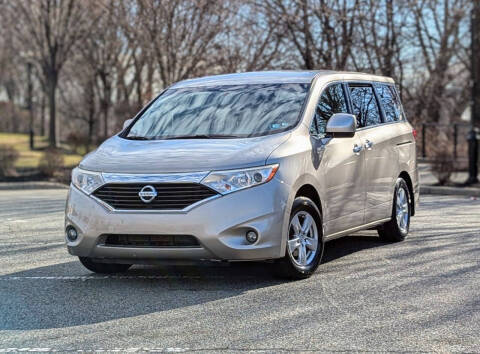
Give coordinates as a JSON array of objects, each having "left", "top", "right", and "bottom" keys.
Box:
[{"left": 65, "top": 71, "right": 419, "bottom": 279}]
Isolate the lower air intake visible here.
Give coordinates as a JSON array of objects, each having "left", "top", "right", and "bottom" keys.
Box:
[{"left": 103, "top": 234, "right": 201, "bottom": 248}]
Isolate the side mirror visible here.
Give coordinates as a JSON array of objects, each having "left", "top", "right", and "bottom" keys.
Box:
[
  {"left": 123, "top": 118, "right": 134, "bottom": 130},
  {"left": 326, "top": 113, "right": 356, "bottom": 137}
]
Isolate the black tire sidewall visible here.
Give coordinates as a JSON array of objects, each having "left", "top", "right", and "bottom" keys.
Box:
[{"left": 283, "top": 197, "right": 324, "bottom": 277}]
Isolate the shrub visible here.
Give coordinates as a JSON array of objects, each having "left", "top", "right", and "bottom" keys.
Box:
[
  {"left": 0, "top": 144, "right": 19, "bottom": 177},
  {"left": 431, "top": 149, "right": 454, "bottom": 185},
  {"left": 66, "top": 131, "right": 88, "bottom": 154},
  {"left": 39, "top": 148, "right": 65, "bottom": 178}
]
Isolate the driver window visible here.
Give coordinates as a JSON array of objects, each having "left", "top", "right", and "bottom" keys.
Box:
[{"left": 310, "top": 83, "right": 348, "bottom": 137}]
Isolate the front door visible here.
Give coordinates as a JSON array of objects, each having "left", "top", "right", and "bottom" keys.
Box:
[{"left": 310, "top": 82, "right": 366, "bottom": 236}]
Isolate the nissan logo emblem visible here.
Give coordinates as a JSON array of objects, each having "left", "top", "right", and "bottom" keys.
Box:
[{"left": 138, "top": 185, "right": 157, "bottom": 203}]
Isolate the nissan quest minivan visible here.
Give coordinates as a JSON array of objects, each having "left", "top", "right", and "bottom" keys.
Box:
[{"left": 65, "top": 71, "right": 419, "bottom": 279}]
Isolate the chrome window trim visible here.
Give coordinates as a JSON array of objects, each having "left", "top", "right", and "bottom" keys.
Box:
[{"left": 355, "top": 120, "right": 408, "bottom": 132}]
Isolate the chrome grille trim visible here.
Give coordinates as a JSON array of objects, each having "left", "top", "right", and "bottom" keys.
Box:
[
  {"left": 101, "top": 171, "right": 209, "bottom": 184},
  {"left": 92, "top": 183, "right": 219, "bottom": 212}
]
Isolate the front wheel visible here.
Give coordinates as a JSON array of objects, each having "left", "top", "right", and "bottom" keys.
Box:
[
  {"left": 378, "top": 178, "right": 411, "bottom": 242},
  {"left": 79, "top": 257, "right": 132, "bottom": 274},
  {"left": 274, "top": 197, "right": 324, "bottom": 279}
]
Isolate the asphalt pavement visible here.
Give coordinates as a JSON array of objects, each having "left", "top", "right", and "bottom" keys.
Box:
[{"left": 0, "top": 189, "right": 479, "bottom": 352}]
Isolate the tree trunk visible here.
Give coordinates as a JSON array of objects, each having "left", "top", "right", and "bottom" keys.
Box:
[
  {"left": 101, "top": 88, "right": 111, "bottom": 139},
  {"left": 99, "top": 73, "right": 111, "bottom": 140},
  {"left": 87, "top": 105, "right": 94, "bottom": 153},
  {"left": 47, "top": 73, "right": 58, "bottom": 147},
  {"left": 102, "top": 103, "right": 108, "bottom": 139},
  {"left": 473, "top": 0, "right": 480, "bottom": 129},
  {"left": 10, "top": 102, "right": 18, "bottom": 133},
  {"left": 383, "top": 0, "right": 394, "bottom": 77},
  {"left": 40, "top": 92, "right": 46, "bottom": 137},
  {"left": 301, "top": 0, "right": 314, "bottom": 70},
  {"left": 87, "top": 117, "right": 94, "bottom": 153},
  {"left": 27, "top": 62, "right": 34, "bottom": 150},
  {"left": 467, "top": 0, "right": 480, "bottom": 184}
]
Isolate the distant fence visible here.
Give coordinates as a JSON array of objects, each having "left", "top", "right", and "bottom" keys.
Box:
[
  {"left": 419, "top": 122, "right": 471, "bottom": 158},
  {"left": 418, "top": 122, "right": 473, "bottom": 170}
]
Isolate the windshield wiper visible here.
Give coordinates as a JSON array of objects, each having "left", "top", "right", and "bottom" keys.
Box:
[
  {"left": 163, "top": 134, "right": 241, "bottom": 140},
  {"left": 125, "top": 136, "right": 151, "bottom": 140}
]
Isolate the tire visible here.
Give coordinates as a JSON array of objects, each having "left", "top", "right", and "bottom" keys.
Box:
[
  {"left": 274, "top": 197, "right": 324, "bottom": 279},
  {"left": 79, "top": 257, "right": 132, "bottom": 274},
  {"left": 378, "top": 178, "right": 411, "bottom": 242}
]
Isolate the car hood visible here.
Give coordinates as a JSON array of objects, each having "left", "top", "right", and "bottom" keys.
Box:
[{"left": 79, "top": 133, "right": 290, "bottom": 174}]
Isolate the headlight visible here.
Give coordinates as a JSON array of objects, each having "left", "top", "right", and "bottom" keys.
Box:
[
  {"left": 71, "top": 167, "right": 104, "bottom": 195},
  {"left": 201, "top": 164, "right": 279, "bottom": 195}
]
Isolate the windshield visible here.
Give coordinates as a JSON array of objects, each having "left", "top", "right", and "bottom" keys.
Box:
[{"left": 124, "top": 83, "right": 310, "bottom": 139}]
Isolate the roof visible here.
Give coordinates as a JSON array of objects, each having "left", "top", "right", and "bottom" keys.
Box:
[{"left": 170, "top": 70, "right": 394, "bottom": 88}]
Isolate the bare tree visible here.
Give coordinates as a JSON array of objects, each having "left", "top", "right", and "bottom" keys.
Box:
[
  {"left": 353, "top": 1, "right": 406, "bottom": 77},
  {"left": 405, "top": 0, "right": 470, "bottom": 123},
  {"left": 263, "top": 0, "right": 360, "bottom": 70},
  {"left": 136, "top": 0, "right": 231, "bottom": 88},
  {"left": 5, "top": 0, "right": 95, "bottom": 146},
  {"left": 218, "top": 1, "right": 288, "bottom": 72},
  {"left": 0, "top": 0, "right": 473, "bottom": 152},
  {"left": 0, "top": 21, "right": 24, "bottom": 134},
  {"left": 59, "top": 61, "right": 98, "bottom": 152},
  {"left": 118, "top": 0, "right": 156, "bottom": 109},
  {"left": 79, "top": 2, "right": 124, "bottom": 139}
]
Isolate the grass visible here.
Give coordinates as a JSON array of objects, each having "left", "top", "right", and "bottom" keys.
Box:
[{"left": 0, "top": 132, "right": 84, "bottom": 169}]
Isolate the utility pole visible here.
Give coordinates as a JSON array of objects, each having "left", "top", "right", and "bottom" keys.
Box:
[
  {"left": 467, "top": 0, "right": 480, "bottom": 184},
  {"left": 26, "top": 61, "right": 34, "bottom": 151}
]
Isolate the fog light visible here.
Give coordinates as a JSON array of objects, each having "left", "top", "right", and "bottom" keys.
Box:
[
  {"left": 246, "top": 230, "right": 258, "bottom": 244},
  {"left": 66, "top": 226, "right": 78, "bottom": 242}
]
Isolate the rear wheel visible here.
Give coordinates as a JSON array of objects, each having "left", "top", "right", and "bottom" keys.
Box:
[
  {"left": 378, "top": 178, "right": 411, "bottom": 242},
  {"left": 79, "top": 257, "right": 132, "bottom": 274},
  {"left": 274, "top": 197, "right": 324, "bottom": 279}
]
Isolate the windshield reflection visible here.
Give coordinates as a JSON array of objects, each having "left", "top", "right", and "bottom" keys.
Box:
[{"left": 126, "top": 84, "right": 310, "bottom": 139}]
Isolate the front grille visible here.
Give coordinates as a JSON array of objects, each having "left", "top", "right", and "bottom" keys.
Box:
[
  {"left": 103, "top": 234, "right": 201, "bottom": 248},
  {"left": 92, "top": 183, "right": 218, "bottom": 210}
]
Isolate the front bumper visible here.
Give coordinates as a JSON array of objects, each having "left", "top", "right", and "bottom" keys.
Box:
[{"left": 65, "top": 178, "right": 289, "bottom": 262}]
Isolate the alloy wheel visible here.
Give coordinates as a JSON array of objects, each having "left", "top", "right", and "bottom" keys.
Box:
[
  {"left": 396, "top": 187, "right": 409, "bottom": 233},
  {"left": 287, "top": 211, "right": 319, "bottom": 267}
]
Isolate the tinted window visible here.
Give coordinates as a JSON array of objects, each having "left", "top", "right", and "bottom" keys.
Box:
[
  {"left": 375, "top": 84, "right": 404, "bottom": 122},
  {"left": 310, "top": 83, "right": 348, "bottom": 136},
  {"left": 126, "top": 83, "right": 309, "bottom": 139},
  {"left": 349, "top": 85, "right": 381, "bottom": 127}
]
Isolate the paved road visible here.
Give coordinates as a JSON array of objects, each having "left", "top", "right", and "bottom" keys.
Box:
[{"left": 0, "top": 190, "right": 479, "bottom": 352}]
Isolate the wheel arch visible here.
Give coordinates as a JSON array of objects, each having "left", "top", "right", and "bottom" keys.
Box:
[
  {"left": 399, "top": 171, "right": 415, "bottom": 216},
  {"left": 279, "top": 178, "right": 325, "bottom": 258},
  {"left": 294, "top": 184, "right": 323, "bottom": 217}
]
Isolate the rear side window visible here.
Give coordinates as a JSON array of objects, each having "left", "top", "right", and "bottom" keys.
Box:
[
  {"left": 375, "top": 84, "right": 404, "bottom": 122},
  {"left": 310, "top": 83, "right": 348, "bottom": 136},
  {"left": 349, "top": 85, "right": 381, "bottom": 127}
]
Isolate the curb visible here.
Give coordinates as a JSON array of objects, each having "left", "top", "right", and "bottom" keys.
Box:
[
  {"left": 420, "top": 185, "right": 480, "bottom": 197},
  {"left": 0, "top": 182, "right": 68, "bottom": 191}
]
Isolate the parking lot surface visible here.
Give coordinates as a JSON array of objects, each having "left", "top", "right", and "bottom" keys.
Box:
[{"left": 1, "top": 189, "right": 479, "bottom": 352}]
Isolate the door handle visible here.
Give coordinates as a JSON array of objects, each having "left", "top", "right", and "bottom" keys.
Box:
[
  {"left": 365, "top": 139, "right": 374, "bottom": 150},
  {"left": 353, "top": 144, "right": 363, "bottom": 155}
]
